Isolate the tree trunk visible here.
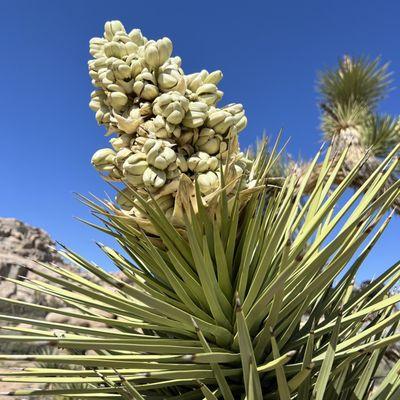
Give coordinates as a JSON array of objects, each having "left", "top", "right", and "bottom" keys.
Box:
[{"left": 297, "top": 128, "right": 400, "bottom": 213}]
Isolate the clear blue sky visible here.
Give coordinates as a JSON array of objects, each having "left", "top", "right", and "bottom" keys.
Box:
[{"left": 1, "top": 0, "right": 399, "bottom": 281}]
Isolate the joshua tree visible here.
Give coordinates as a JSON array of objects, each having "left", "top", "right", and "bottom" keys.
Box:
[
  {"left": 0, "top": 21, "right": 399, "bottom": 400},
  {"left": 299, "top": 56, "right": 400, "bottom": 213}
]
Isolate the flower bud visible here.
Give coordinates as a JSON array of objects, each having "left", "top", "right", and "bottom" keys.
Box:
[
  {"left": 110, "top": 59, "right": 132, "bottom": 80},
  {"left": 89, "top": 90, "right": 106, "bottom": 111},
  {"left": 133, "top": 68, "right": 159, "bottom": 100},
  {"left": 205, "top": 70, "right": 223, "bottom": 85},
  {"left": 188, "top": 152, "right": 218, "bottom": 172},
  {"left": 206, "top": 104, "right": 247, "bottom": 136},
  {"left": 196, "top": 129, "right": 222, "bottom": 155},
  {"left": 144, "top": 38, "right": 173, "bottom": 70},
  {"left": 195, "top": 83, "right": 223, "bottom": 106},
  {"left": 123, "top": 152, "right": 147, "bottom": 173},
  {"left": 110, "top": 134, "right": 132, "bottom": 151},
  {"left": 107, "top": 168, "right": 123, "bottom": 181},
  {"left": 104, "top": 41, "right": 126, "bottom": 58},
  {"left": 182, "top": 102, "right": 208, "bottom": 128},
  {"left": 186, "top": 69, "right": 223, "bottom": 92},
  {"left": 112, "top": 31, "right": 131, "bottom": 44},
  {"left": 91, "top": 148, "right": 116, "bottom": 171},
  {"left": 95, "top": 105, "right": 111, "bottom": 125},
  {"left": 108, "top": 91, "right": 128, "bottom": 110},
  {"left": 143, "top": 139, "right": 177, "bottom": 170},
  {"left": 177, "top": 130, "right": 198, "bottom": 146},
  {"left": 143, "top": 166, "right": 167, "bottom": 188},
  {"left": 197, "top": 171, "right": 219, "bottom": 194},
  {"left": 104, "top": 21, "right": 126, "bottom": 41},
  {"left": 139, "top": 115, "right": 180, "bottom": 139},
  {"left": 153, "top": 92, "right": 189, "bottom": 124},
  {"left": 123, "top": 153, "right": 148, "bottom": 186},
  {"left": 157, "top": 60, "right": 186, "bottom": 94},
  {"left": 128, "top": 29, "right": 147, "bottom": 46},
  {"left": 115, "top": 148, "right": 132, "bottom": 168},
  {"left": 186, "top": 70, "right": 208, "bottom": 92},
  {"left": 89, "top": 37, "right": 107, "bottom": 57},
  {"left": 126, "top": 55, "right": 145, "bottom": 78}
]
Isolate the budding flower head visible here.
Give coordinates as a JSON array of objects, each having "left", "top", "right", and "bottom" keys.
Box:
[{"left": 88, "top": 20, "right": 253, "bottom": 231}]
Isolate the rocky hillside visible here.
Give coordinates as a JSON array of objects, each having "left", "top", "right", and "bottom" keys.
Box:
[
  {"left": 0, "top": 218, "right": 115, "bottom": 398},
  {"left": 0, "top": 218, "right": 68, "bottom": 307},
  {"left": 0, "top": 218, "right": 120, "bottom": 327}
]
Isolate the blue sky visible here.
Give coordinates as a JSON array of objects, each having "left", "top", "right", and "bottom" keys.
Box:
[{"left": 0, "top": 0, "right": 399, "bottom": 281}]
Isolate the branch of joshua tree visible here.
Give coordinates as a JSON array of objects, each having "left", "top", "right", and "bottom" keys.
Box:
[{"left": 295, "top": 138, "right": 400, "bottom": 214}]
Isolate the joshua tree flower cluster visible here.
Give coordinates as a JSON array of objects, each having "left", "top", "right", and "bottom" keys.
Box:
[{"left": 89, "top": 21, "right": 250, "bottom": 221}]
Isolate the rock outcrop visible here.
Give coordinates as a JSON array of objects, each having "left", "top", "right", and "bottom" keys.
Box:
[
  {"left": 0, "top": 218, "right": 119, "bottom": 322},
  {"left": 0, "top": 218, "right": 68, "bottom": 308}
]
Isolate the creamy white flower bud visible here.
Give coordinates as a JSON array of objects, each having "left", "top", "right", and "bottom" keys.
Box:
[
  {"left": 206, "top": 107, "right": 231, "bottom": 134},
  {"left": 206, "top": 104, "right": 246, "bottom": 136},
  {"left": 107, "top": 167, "right": 123, "bottom": 181},
  {"left": 95, "top": 105, "right": 111, "bottom": 124},
  {"left": 197, "top": 171, "right": 219, "bottom": 194},
  {"left": 143, "top": 166, "right": 167, "bottom": 188},
  {"left": 139, "top": 115, "right": 180, "bottom": 139},
  {"left": 104, "top": 21, "right": 126, "bottom": 41},
  {"left": 104, "top": 41, "right": 126, "bottom": 58},
  {"left": 112, "top": 31, "right": 131, "bottom": 43},
  {"left": 108, "top": 92, "right": 128, "bottom": 110},
  {"left": 126, "top": 55, "right": 145, "bottom": 78},
  {"left": 89, "top": 90, "right": 107, "bottom": 111},
  {"left": 124, "top": 174, "right": 143, "bottom": 186},
  {"left": 158, "top": 60, "right": 186, "bottom": 94},
  {"left": 110, "top": 59, "right": 132, "bottom": 80},
  {"left": 188, "top": 152, "right": 218, "bottom": 172},
  {"left": 204, "top": 70, "right": 223, "bottom": 85},
  {"left": 195, "top": 128, "right": 222, "bottom": 154},
  {"left": 123, "top": 152, "right": 148, "bottom": 174},
  {"left": 91, "top": 148, "right": 116, "bottom": 171},
  {"left": 122, "top": 153, "right": 148, "bottom": 186},
  {"left": 177, "top": 130, "right": 198, "bottom": 146},
  {"left": 139, "top": 102, "right": 152, "bottom": 116},
  {"left": 128, "top": 29, "right": 147, "bottom": 46},
  {"left": 143, "top": 139, "right": 177, "bottom": 170},
  {"left": 89, "top": 37, "right": 107, "bottom": 58},
  {"left": 195, "top": 83, "right": 223, "bottom": 106},
  {"left": 182, "top": 101, "right": 208, "bottom": 128},
  {"left": 185, "top": 70, "right": 207, "bottom": 92},
  {"left": 110, "top": 134, "right": 132, "bottom": 151},
  {"left": 153, "top": 92, "right": 189, "bottom": 124},
  {"left": 144, "top": 38, "right": 173, "bottom": 70},
  {"left": 133, "top": 68, "right": 159, "bottom": 100},
  {"left": 89, "top": 57, "right": 107, "bottom": 70},
  {"left": 115, "top": 148, "right": 132, "bottom": 167},
  {"left": 186, "top": 69, "right": 223, "bottom": 91}
]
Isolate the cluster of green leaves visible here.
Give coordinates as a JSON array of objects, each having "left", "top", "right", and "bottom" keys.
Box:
[
  {"left": 319, "top": 56, "right": 400, "bottom": 158},
  {"left": 0, "top": 142, "right": 399, "bottom": 399}
]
